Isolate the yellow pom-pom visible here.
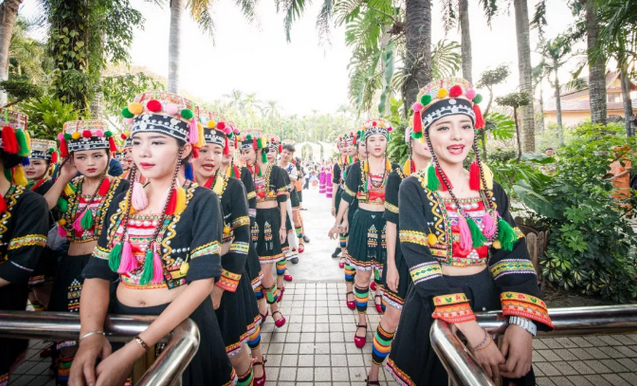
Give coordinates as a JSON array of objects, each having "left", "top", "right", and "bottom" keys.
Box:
[
  {"left": 71, "top": 132, "right": 81, "bottom": 140},
  {"left": 58, "top": 219, "right": 67, "bottom": 226},
  {"left": 180, "top": 262, "right": 190, "bottom": 275},
  {"left": 403, "top": 159, "right": 411, "bottom": 176},
  {"left": 437, "top": 88, "right": 448, "bottom": 99},
  {"left": 63, "top": 184, "right": 75, "bottom": 197},
  {"left": 128, "top": 102, "right": 144, "bottom": 115},
  {"left": 386, "top": 157, "right": 391, "bottom": 171},
  {"left": 175, "top": 186, "right": 187, "bottom": 215},
  {"left": 223, "top": 225, "right": 231, "bottom": 235},
  {"left": 427, "top": 233, "right": 437, "bottom": 246},
  {"left": 207, "top": 120, "right": 217, "bottom": 129},
  {"left": 13, "top": 165, "right": 27, "bottom": 186},
  {"left": 124, "top": 130, "right": 130, "bottom": 137},
  {"left": 492, "top": 240, "right": 502, "bottom": 249},
  {"left": 363, "top": 161, "right": 369, "bottom": 172},
  {"left": 195, "top": 123, "right": 206, "bottom": 148}
]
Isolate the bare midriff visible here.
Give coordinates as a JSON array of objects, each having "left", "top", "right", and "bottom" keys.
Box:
[
  {"left": 257, "top": 202, "right": 278, "bottom": 210},
  {"left": 358, "top": 202, "right": 385, "bottom": 212},
  {"left": 117, "top": 283, "right": 188, "bottom": 307},
  {"left": 441, "top": 264, "right": 486, "bottom": 276},
  {"left": 68, "top": 241, "right": 97, "bottom": 256}
]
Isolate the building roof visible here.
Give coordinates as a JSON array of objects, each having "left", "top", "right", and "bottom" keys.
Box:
[{"left": 545, "top": 98, "right": 637, "bottom": 113}]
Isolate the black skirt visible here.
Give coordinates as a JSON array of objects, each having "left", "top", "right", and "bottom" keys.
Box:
[
  {"left": 113, "top": 298, "right": 237, "bottom": 386},
  {"left": 254, "top": 207, "right": 284, "bottom": 264},
  {"left": 345, "top": 208, "right": 386, "bottom": 271},
  {"left": 290, "top": 189, "right": 300, "bottom": 208},
  {"left": 0, "top": 282, "right": 29, "bottom": 381},
  {"left": 215, "top": 270, "right": 261, "bottom": 358},
  {"left": 246, "top": 221, "right": 263, "bottom": 290},
  {"left": 49, "top": 253, "right": 92, "bottom": 313},
  {"left": 281, "top": 210, "right": 294, "bottom": 254},
  {"left": 380, "top": 234, "right": 410, "bottom": 310},
  {"left": 334, "top": 187, "right": 343, "bottom": 214},
  {"left": 28, "top": 247, "right": 58, "bottom": 288},
  {"left": 385, "top": 269, "right": 536, "bottom": 386}
]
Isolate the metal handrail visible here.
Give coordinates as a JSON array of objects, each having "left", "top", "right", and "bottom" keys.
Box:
[
  {"left": 0, "top": 311, "right": 200, "bottom": 386},
  {"left": 431, "top": 304, "right": 637, "bottom": 386}
]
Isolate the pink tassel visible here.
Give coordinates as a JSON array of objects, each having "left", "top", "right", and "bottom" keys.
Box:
[
  {"left": 151, "top": 242, "right": 164, "bottom": 284},
  {"left": 189, "top": 118, "right": 198, "bottom": 144},
  {"left": 132, "top": 181, "right": 148, "bottom": 211},
  {"left": 118, "top": 240, "right": 138, "bottom": 273},
  {"left": 57, "top": 224, "right": 67, "bottom": 237},
  {"left": 457, "top": 215, "right": 473, "bottom": 253},
  {"left": 482, "top": 212, "right": 496, "bottom": 238},
  {"left": 72, "top": 210, "right": 85, "bottom": 232}
]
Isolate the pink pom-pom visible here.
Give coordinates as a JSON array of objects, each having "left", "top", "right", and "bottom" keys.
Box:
[
  {"left": 412, "top": 102, "right": 424, "bottom": 113},
  {"left": 132, "top": 181, "right": 149, "bottom": 211},
  {"left": 466, "top": 89, "right": 477, "bottom": 100},
  {"left": 117, "top": 240, "right": 138, "bottom": 273},
  {"left": 165, "top": 103, "right": 179, "bottom": 115},
  {"left": 124, "top": 118, "right": 134, "bottom": 125},
  {"left": 94, "top": 130, "right": 104, "bottom": 137},
  {"left": 482, "top": 212, "right": 496, "bottom": 238},
  {"left": 57, "top": 133, "right": 65, "bottom": 141},
  {"left": 388, "top": 126, "right": 393, "bottom": 132},
  {"left": 72, "top": 210, "right": 85, "bottom": 232},
  {"left": 233, "top": 128, "right": 239, "bottom": 134},
  {"left": 223, "top": 126, "right": 232, "bottom": 135},
  {"left": 457, "top": 215, "right": 473, "bottom": 253},
  {"left": 57, "top": 223, "right": 67, "bottom": 237}
]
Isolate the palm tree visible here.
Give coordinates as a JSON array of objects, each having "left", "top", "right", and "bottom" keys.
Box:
[
  {"left": 0, "top": 0, "right": 24, "bottom": 105},
  {"left": 581, "top": 0, "right": 606, "bottom": 125},
  {"left": 403, "top": 0, "right": 431, "bottom": 109},
  {"left": 513, "top": 0, "right": 535, "bottom": 153},
  {"left": 262, "top": 100, "right": 281, "bottom": 121},
  {"left": 540, "top": 35, "right": 571, "bottom": 143}
]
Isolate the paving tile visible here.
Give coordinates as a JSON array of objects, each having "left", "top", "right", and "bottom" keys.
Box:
[
  {"left": 9, "top": 375, "right": 36, "bottom": 386},
  {"left": 584, "top": 374, "right": 613, "bottom": 386},
  {"left": 266, "top": 354, "right": 282, "bottom": 367},
  {"left": 533, "top": 339, "right": 549, "bottom": 350},
  {"left": 332, "top": 367, "right": 350, "bottom": 381},
  {"left": 554, "top": 337, "right": 580, "bottom": 348},
  {"left": 584, "top": 347, "right": 611, "bottom": 359},
  {"left": 298, "top": 343, "right": 314, "bottom": 354},
  {"left": 599, "top": 359, "right": 630, "bottom": 372},
  {"left": 316, "top": 323, "right": 330, "bottom": 332},
  {"left": 616, "top": 357, "right": 637, "bottom": 369},
  {"left": 602, "top": 373, "right": 631, "bottom": 384},
  {"left": 537, "top": 349, "right": 562, "bottom": 362},
  {"left": 542, "top": 339, "right": 564, "bottom": 349},
  {"left": 569, "top": 336, "right": 594, "bottom": 348},
  {"left": 565, "top": 375, "right": 596, "bottom": 386},
  {"left": 348, "top": 354, "right": 365, "bottom": 367},
  {"left": 315, "top": 343, "right": 330, "bottom": 354},
  {"left": 597, "top": 346, "right": 627, "bottom": 359},
  {"left": 568, "top": 360, "right": 597, "bottom": 375},
  {"left": 315, "top": 332, "right": 330, "bottom": 342},
  {"left": 615, "top": 345, "right": 637, "bottom": 358},
  {"left": 585, "top": 336, "right": 608, "bottom": 347},
  {"left": 554, "top": 348, "right": 579, "bottom": 361},
  {"left": 598, "top": 335, "right": 624, "bottom": 346},
  {"left": 619, "top": 372, "right": 637, "bottom": 386},
  {"left": 583, "top": 360, "right": 612, "bottom": 373},
  {"left": 280, "top": 354, "right": 298, "bottom": 367},
  {"left": 300, "top": 332, "right": 315, "bottom": 342},
  {"left": 331, "top": 332, "right": 345, "bottom": 342},
  {"left": 548, "top": 376, "right": 575, "bottom": 385},
  {"left": 535, "top": 362, "right": 561, "bottom": 376},
  {"left": 297, "top": 367, "right": 314, "bottom": 381},
  {"left": 349, "top": 367, "right": 367, "bottom": 383},
  {"left": 331, "top": 354, "right": 348, "bottom": 366},
  {"left": 283, "top": 343, "right": 300, "bottom": 354},
  {"left": 315, "top": 354, "right": 331, "bottom": 366},
  {"left": 536, "top": 377, "right": 557, "bottom": 386},
  {"left": 278, "top": 367, "right": 297, "bottom": 381},
  {"left": 297, "top": 354, "right": 313, "bottom": 366},
  {"left": 271, "top": 332, "right": 286, "bottom": 343},
  {"left": 625, "top": 334, "right": 637, "bottom": 344},
  {"left": 552, "top": 361, "right": 579, "bottom": 376},
  {"left": 332, "top": 342, "right": 347, "bottom": 354},
  {"left": 569, "top": 347, "right": 595, "bottom": 360}
]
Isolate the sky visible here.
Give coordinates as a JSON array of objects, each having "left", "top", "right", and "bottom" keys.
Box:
[{"left": 22, "top": 0, "right": 578, "bottom": 116}]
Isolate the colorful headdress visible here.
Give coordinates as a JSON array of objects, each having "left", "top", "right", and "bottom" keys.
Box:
[
  {"left": 30, "top": 139, "right": 58, "bottom": 163},
  {"left": 336, "top": 135, "right": 347, "bottom": 149},
  {"left": 58, "top": 120, "right": 115, "bottom": 157},
  {"left": 0, "top": 109, "right": 30, "bottom": 158},
  {"left": 357, "top": 118, "right": 392, "bottom": 142},
  {"left": 120, "top": 130, "right": 132, "bottom": 149},
  {"left": 237, "top": 129, "right": 265, "bottom": 151},
  {"left": 411, "top": 77, "right": 485, "bottom": 139},
  {"left": 266, "top": 134, "right": 282, "bottom": 154},
  {"left": 198, "top": 111, "right": 238, "bottom": 156},
  {"left": 122, "top": 92, "right": 201, "bottom": 149}
]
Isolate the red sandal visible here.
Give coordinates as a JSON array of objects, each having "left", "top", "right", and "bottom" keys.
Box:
[
  {"left": 277, "top": 286, "right": 285, "bottom": 302},
  {"left": 346, "top": 291, "right": 356, "bottom": 310},
  {"left": 354, "top": 324, "right": 367, "bottom": 348},
  {"left": 374, "top": 295, "right": 384, "bottom": 314},
  {"left": 370, "top": 281, "right": 377, "bottom": 291},
  {"left": 252, "top": 357, "right": 267, "bottom": 386},
  {"left": 272, "top": 310, "right": 286, "bottom": 328}
]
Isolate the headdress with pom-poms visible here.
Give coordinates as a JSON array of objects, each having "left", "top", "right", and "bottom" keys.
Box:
[
  {"left": 358, "top": 118, "right": 393, "bottom": 175},
  {"left": 237, "top": 129, "right": 265, "bottom": 176},
  {"left": 266, "top": 134, "right": 282, "bottom": 156},
  {"left": 0, "top": 108, "right": 30, "bottom": 204},
  {"left": 413, "top": 77, "right": 516, "bottom": 252},
  {"left": 198, "top": 111, "right": 233, "bottom": 156},
  {"left": 58, "top": 120, "right": 116, "bottom": 158},
  {"left": 28, "top": 138, "right": 57, "bottom": 191}
]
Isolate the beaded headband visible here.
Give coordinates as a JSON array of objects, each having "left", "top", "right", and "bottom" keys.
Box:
[
  {"left": 59, "top": 120, "right": 115, "bottom": 156},
  {"left": 357, "top": 118, "right": 392, "bottom": 142},
  {"left": 237, "top": 129, "right": 266, "bottom": 151},
  {"left": 30, "top": 139, "right": 57, "bottom": 162},
  {"left": 198, "top": 111, "right": 238, "bottom": 156}
]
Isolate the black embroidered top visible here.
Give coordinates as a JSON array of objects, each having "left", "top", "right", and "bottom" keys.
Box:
[
  {"left": 240, "top": 167, "right": 257, "bottom": 219},
  {"left": 383, "top": 168, "right": 404, "bottom": 225},
  {"left": 0, "top": 186, "right": 48, "bottom": 285},
  {"left": 342, "top": 161, "right": 399, "bottom": 206},
  {"left": 332, "top": 163, "right": 342, "bottom": 186},
  {"left": 398, "top": 169, "right": 552, "bottom": 330},
  {"left": 211, "top": 174, "right": 250, "bottom": 292},
  {"left": 83, "top": 181, "right": 223, "bottom": 290},
  {"left": 253, "top": 164, "right": 288, "bottom": 204},
  {"left": 58, "top": 176, "right": 129, "bottom": 243}
]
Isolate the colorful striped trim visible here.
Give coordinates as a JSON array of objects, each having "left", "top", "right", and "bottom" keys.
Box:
[
  {"left": 216, "top": 269, "right": 241, "bottom": 291},
  {"left": 501, "top": 291, "right": 553, "bottom": 328},
  {"left": 8, "top": 234, "right": 46, "bottom": 250},
  {"left": 230, "top": 242, "right": 249, "bottom": 255},
  {"left": 345, "top": 251, "right": 383, "bottom": 272},
  {"left": 343, "top": 184, "right": 356, "bottom": 197},
  {"left": 258, "top": 252, "right": 285, "bottom": 264},
  {"left": 385, "top": 358, "right": 416, "bottom": 386},
  {"left": 222, "top": 368, "right": 238, "bottom": 386},
  {"left": 409, "top": 261, "right": 442, "bottom": 284},
  {"left": 226, "top": 331, "right": 250, "bottom": 358},
  {"left": 93, "top": 245, "right": 110, "bottom": 260},
  {"left": 432, "top": 302, "right": 476, "bottom": 323},
  {"left": 381, "top": 288, "right": 404, "bottom": 310},
  {"left": 232, "top": 216, "right": 250, "bottom": 228},
  {"left": 433, "top": 293, "right": 469, "bottom": 306},
  {"left": 384, "top": 201, "right": 399, "bottom": 214},
  {"left": 399, "top": 230, "right": 428, "bottom": 247},
  {"left": 246, "top": 191, "right": 256, "bottom": 200},
  {"left": 490, "top": 259, "right": 536, "bottom": 280},
  {"left": 190, "top": 241, "right": 221, "bottom": 259}
]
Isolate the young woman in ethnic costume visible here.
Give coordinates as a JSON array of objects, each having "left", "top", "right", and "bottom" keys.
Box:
[
  {"left": 238, "top": 130, "right": 287, "bottom": 328},
  {"left": 43, "top": 120, "right": 129, "bottom": 383},
  {"left": 279, "top": 142, "right": 306, "bottom": 255},
  {"left": 118, "top": 131, "right": 134, "bottom": 179},
  {"left": 329, "top": 118, "right": 397, "bottom": 348},
  {"left": 318, "top": 160, "right": 326, "bottom": 194},
  {"left": 385, "top": 78, "right": 553, "bottom": 385},
  {"left": 0, "top": 110, "right": 49, "bottom": 386},
  {"left": 70, "top": 92, "right": 236, "bottom": 386},
  {"left": 331, "top": 134, "right": 350, "bottom": 259},
  {"left": 325, "top": 157, "right": 333, "bottom": 198},
  {"left": 366, "top": 127, "right": 431, "bottom": 384},
  {"left": 191, "top": 112, "right": 261, "bottom": 386},
  {"left": 25, "top": 139, "right": 58, "bottom": 311}
]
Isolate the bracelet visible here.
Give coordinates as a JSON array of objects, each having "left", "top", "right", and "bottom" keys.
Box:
[
  {"left": 134, "top": 336, "right": 150, "bottom": 352},
  {"left": 471, "top": 337, "right": 493, "bottom": 353},
  {"left": 79, "top": 330, "right": 104, "bottom": 342},
  {"left": 468, "top": 329, "right": 490, "bottom": 351},
  {"left": 509, "top": 316, "right": 537, "bottom": 337}
]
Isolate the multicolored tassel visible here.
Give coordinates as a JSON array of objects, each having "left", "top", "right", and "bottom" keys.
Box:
[
  {"left": 456, "top": 215, "right": 472, "bottom": 253},
  {"left": 426, "top": 164, "right": 439, "bottom": 191},
  {"left": 108, "top": 242, "right": 123, "bottom": 271},
  {"left": 497, "top": 217, "right": 517, "bottom": 251},
  {"left": 466, "top": 217, "right": 486, "bottom": 248}
]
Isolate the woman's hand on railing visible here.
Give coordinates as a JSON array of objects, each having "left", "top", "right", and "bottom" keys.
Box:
[
  {"left": 457, "top": 322, "right": 505, "bottom": 382},
  {"left": 69, "top": 334, "right": 112, "bottom": 386},
  {"left": 498, "top": 324, "right": 533, "bottom": 379},
  {"left": 94, "top": 340, "right": 145, "bottom": 386}
]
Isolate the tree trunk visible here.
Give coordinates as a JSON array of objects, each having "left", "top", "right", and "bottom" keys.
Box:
[
  {"left": 585, "top": 0, "right": 606, "bottom": 125},
  {"left": 0, "top": 0, "right": 23, "bottom": 106},
  {"left": 554, "top": 67, "right": 563, "bottom": 144},
  {"left": 513, "top": 0, "right": 535, "bottom": 153},
  {"left": 538, "top": 80, "right": 545, "bottom": 131},
  {"left": 620, "top": 65, "right": 633, "bottom": 137},
  {"left": 168, "top": 0, "right": 183, "bottom": 94},
  {"left": 403, "top": 0, "right": 431, "bottom": 116},
  {"left": 459, "top": 0, "right": 472, "bottom": 83},
  {"left": 514, "top": 107, "right": 522, "bottom": 162}
]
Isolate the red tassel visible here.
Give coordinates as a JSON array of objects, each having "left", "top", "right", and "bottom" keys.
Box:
[
  {"left": 436, "top": 167, "right": 449, "bottom": 191},
  {"left": 252, "top": 138, "right": 257, "bottom": 150},
  {"left": 224, "top": 137, "right": 230, "bottom": 156},
  {"left": 473, "top": 104, "right": 485, "bottom": 129},
  {"left": 0, "top": 197, "right": 7, "bottom": 213},
  {"left": 279, "top": 144, "right": 282, "bottom": 153},
  {"left": 413, "top": 110, "right": 422, "bottom": 134},
  {"left": 165, "top": 188, "right": 177, "bottom": 215},
  {"left": 2, "top": 126, "right": 18, "bottom": 154},
  {"left": 191, "top": 146, "right": 199, "bottom": 159},
  {"left": 411, "top": 159, "right": 416, "bottom": 174},
  {"left": 51, "top": 152, "right": 58, "bottom": 164},
  {"left": 60, "top": 139, "right": 69, "bottom": 158},
  {"left": 233, "top": 165, "right": 240, "bottom": 178},
  {"left": 469, "top": 161, "right": 481, "bottom": 191},
  {"left": 204, "top": 177, "right": 214, "bottom": 189},
  {"left": 98, "top": 177, "right": 110, "bottom": 196},
  {"left": 108, "top": 137, "right": 117, "bottom": 152}
]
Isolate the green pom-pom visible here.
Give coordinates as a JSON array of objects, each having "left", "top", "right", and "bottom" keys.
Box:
[
  {"left": 420, "top": 94, "right": 432, "bottom": 105},
  {"left": 181, "top": 109, "right": 194, "bottom": 120},
  {"left": 104, "top": 131, "right": 113, "bottom": 137},
  {"left": 467, "top": 217, "right": 486, "bottom": 247},
  {"left": 497, "top": 217, "right": 517, "bottom": 251},
  {"left": 261, "top": 149, "right": 268, "bottom": 163},
  {"left": 412, "top": 131, "right": 423, "bottom": 139},
  {"left": 139, "top": 248, "right": 154, "bottom": 285},
  {"left": 473, "top": 94, "right": 483, "bottom": 104},
  {"left": 246, "top": 134, "right": 252, "bottom": 140},
  {"left": 57, "top": 197, "right": 68, "bottom": 213},
  {"left": 48, "top": 147, "right": 55, "bottom": 152},
  {"left": 15, "top": 130, "right": 29, "bottom": 157},
  {"left": 122, "top": 107, "right": 134, "bottom": 119},
  {"left": 426, "top": 164, "right": 439, "bottom": 191},
  {"left": 108, "top": 243, "right": 122, "bottom": 272},
  {"left": 80, "top": 208, "right": 94, "bottom": 230},
  {"left": 64, "top": 133, "right": 72, "bottom": 140}
]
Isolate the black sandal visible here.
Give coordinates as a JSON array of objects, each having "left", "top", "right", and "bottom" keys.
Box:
[{"left": 366, "top": 376, "right": 381, "bottom": 386}]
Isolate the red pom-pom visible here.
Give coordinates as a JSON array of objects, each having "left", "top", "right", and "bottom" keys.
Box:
[
  {"left": 165, "top": 188, "right": 177, "bottom": 216},
  {"left": 82, "top": 130, "right": 92, "bottom": 138},
  {"left": 108, "top": 137, "right": 117, "bottom": 152},
  {"left": 121, "top": 133, "right": 127, "bottom": 140},
  {"left": 473, "top": 104, "right": 485, "bottom": 130},
  {"left": 217, "top": 122, "right": 226, "bottom": 130},
  {"left": 469, "top": 161, "right": 481, "bottom": 191},
  {"left": 146, "top": 99, "right": 162, "bottom": 113},
  {"left": 372, "top": 121, "right": 377, "bottom": 126},
  {"left": 252, "top": 138, "right": 257, "bottom": 150},
  {"left": 2, "top": 126, "right": 18, "bottom": 154},
  {"left": 449, "top": 85, "right": 463, "bottom": 98},
  {"left": 224, "top": 137, "right": 230, "bottom": 156},
  {"left": 60, "top": 139, "right": 69, "bottom": 158},
  {"left": 279, "top": 144, "right": 282, "bottom": 153},
  {"left": 413, "top": 110, "right": 423, "bottom": 133},
  {"left": 51, "top": 152, "right": 58, "bottom": 164},
  {"left": 98, "top": 177, "right": 110, "bottom": 196}
]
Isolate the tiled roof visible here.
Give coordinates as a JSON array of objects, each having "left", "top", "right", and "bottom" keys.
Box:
[{"left": 545, "top": 98, "right": 637, "bottom": 113}]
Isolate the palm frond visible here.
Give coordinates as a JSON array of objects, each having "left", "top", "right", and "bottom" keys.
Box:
[
  {"left": 276, "top": 0, "right": 312, "bottom": 42},
  {"left": 478, "top": 0, "right": 498, "bottom": 27},
  {"left": 334, "top": 0, "right": 365, "bottom": 26},
  {"left": 431, "top": 39, "right": 461, "bottom": 79},
  {"left": 563, "top": 77, "right": 588, "bottom": 93},
  {"left": 187, "top": 0, "right": 216, "bottom": 39},
  {"left": 233, "top": 0, "right": 260, "bottom": 24},
  {"left": 316, "top": 0, "right": 333, "bottom": 46},
  {"left": 440, "top": 0, "right": 456, "bottom": 34}
]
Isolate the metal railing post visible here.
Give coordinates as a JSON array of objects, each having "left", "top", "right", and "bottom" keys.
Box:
[{"left": 0, "top": 311, "right": 200, "bottom": 386}]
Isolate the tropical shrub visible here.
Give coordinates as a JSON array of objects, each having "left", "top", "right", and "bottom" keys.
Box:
[{"left": 20, "top": 97, "right": 79, "bottom": 140}]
